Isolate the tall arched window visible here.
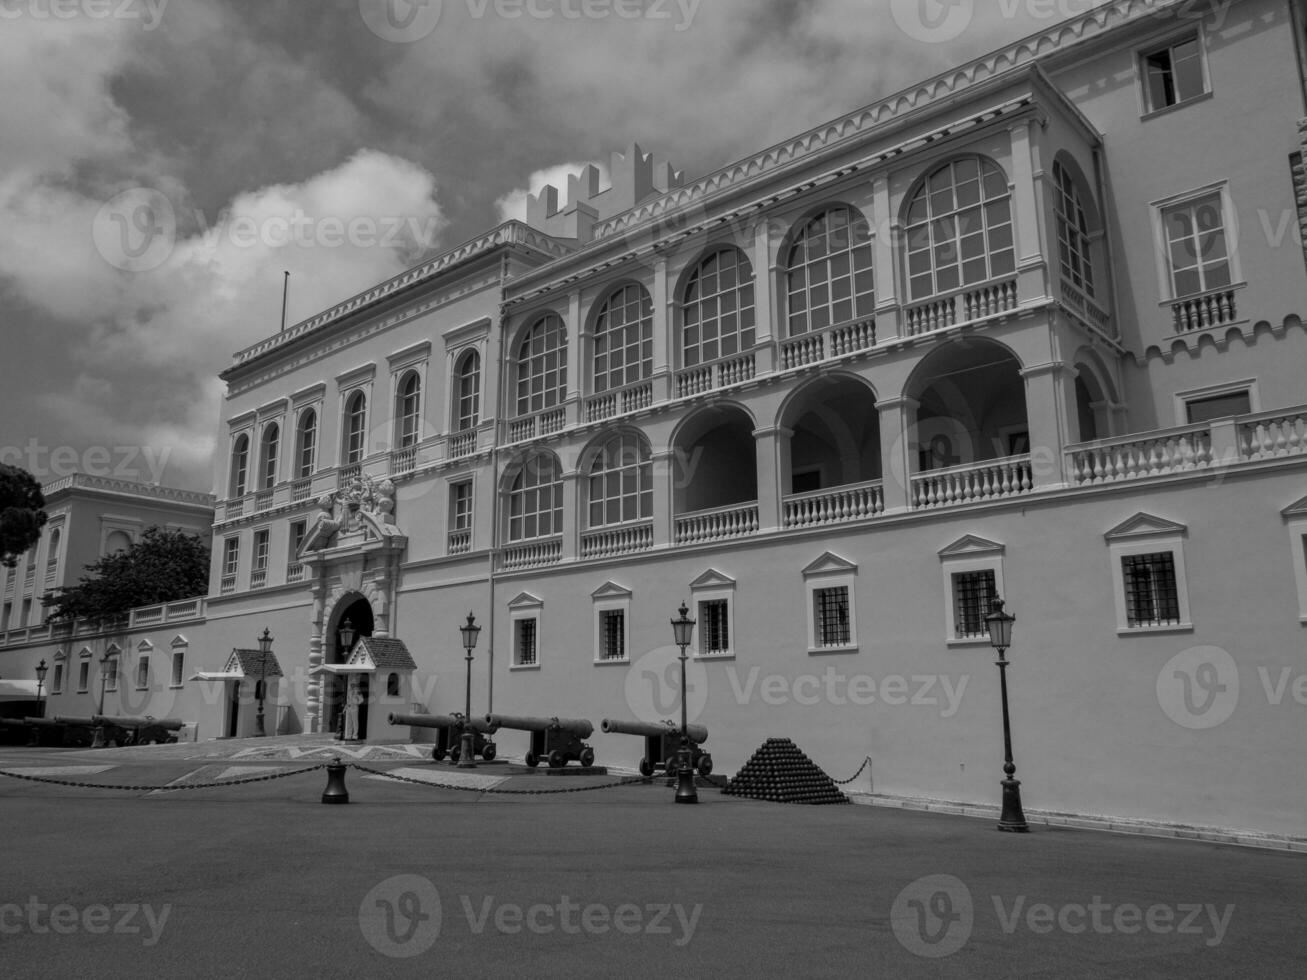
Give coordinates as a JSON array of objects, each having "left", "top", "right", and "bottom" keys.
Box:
[
  {"left": 1053, "top": 160, "right": 1094, "bottom": 295},
  {"left": 593, "top": 284, "right": 653, "bottom": 393},
  {"left": 259, "top": 423, "right": 279, "bottom": 490},
  {"left": 682, "top": 248, "right": 756, "bottom": 368},
  {"left": 455, "top": 351, "right": 480, "bottom": 431},
  {"left": 395, "top": 372, "right": 421, "bottom": 449},
  {"left": 516, "top": 315, "right": 567, "bottom": 417},
  {"left": 230, "top": 434, "right": 250, "bottom": 497},
  {"left": 295, "top": 409, "right": 317, "bottom": 479},
  {"left": 507, "top": 453, "right": 563, "bottom": 542},
  {"left": 343, "top": 391, "right": 367, "bottom": 464},
  {"left": 46, "top": 528, "right": 61, "bottom": 578},
  {"left": 587, "top": 433, "right": 653, "bottom": 528},
  {"left": 905, "top": 156, "right": 1014, "bottom": 301},
  {"left": 786, "top": 206, "right": 875, "bottom": 335}
]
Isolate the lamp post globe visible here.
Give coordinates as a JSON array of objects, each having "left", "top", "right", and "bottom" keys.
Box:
[
  {"left": 670, "top": 601, "right": 698, "bottom": 804},
  {"left": 986, "top": 597, "right": 1028, "bottom": 833},
  {"left": 458, "top": 612, "right": 481, "bottom": 769}
]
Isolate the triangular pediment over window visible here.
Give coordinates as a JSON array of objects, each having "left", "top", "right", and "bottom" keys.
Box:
[
  {"left": 801, "top": 552, "right": 857, "bottom": 577},
  {"left": 1104, "top": 512, "right": 1188, "bottom": 542},
  {"left": 508, "top": 591, "right": 543, "bottom": 611},
  {"left": 590, "top": 581, "right": 632, "bottom": 601},
  {"left": 938, "top": 534, "right": 1005, "bottom": 559},
  {"left": 689, "top": 568, "right": 736, "bottom": 590},
  {"left": 1281, "top": 494, "right": 1307, "bottom": 519}
]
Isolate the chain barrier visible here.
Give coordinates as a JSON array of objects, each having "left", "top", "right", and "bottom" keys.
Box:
[
  {"left": 832, "top": 757, "right": 872, "bottom": 786},
  {"left": 348, "top": 763, "right": 653, "bottom": 796},
  {"left": 0, "top": 764, "right": 326, "bottom": 792}
]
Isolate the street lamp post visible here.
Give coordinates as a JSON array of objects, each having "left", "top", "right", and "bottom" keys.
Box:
[
  {"left": 255, "top": 628, "right": 273, "bottom": 738},
  {"left": 670, "top": 600, "right": 698, "bottom": 805},
  {"left": 336, "top": 618, "right": 356, "bottom": 740},
  {"left": 92, "top": 649, "right": 118, "bottom": 749},
  {"left": 986, "top": 597, "right": 1028, "bottom": 833},
  {"left": 458, "top": 612, "right": 481, "bottom": 769},
  {"left": 34, "top": 659, "right": 48, "bottom": 719}
]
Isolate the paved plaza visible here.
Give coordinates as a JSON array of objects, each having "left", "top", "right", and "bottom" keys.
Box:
[{"left": 0, "top": 738, "right": 1303, "bottom": 979}]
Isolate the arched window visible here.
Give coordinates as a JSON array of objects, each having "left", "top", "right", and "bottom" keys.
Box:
[
  {"left": 455, "top": 351, "right": 480, "bottom": 432},
  {"left": 295, "top": 409, "right": 317, "bottom": 479},
  {"left": 343, "top": 391, "right": 367, "bottom": 464},
  {"left": 259, "top": 423, "right": 279, "bottom": 490},
  {"left": 905, "top": 156, "right": 1014, "bottom": 301},
  {"left": 786, "top": 206, "right": 875, "bottom": 335},
  {"left": 682, "top": 248, "right": 756, "bottom": 368},
  {"left": 507, "top": 453, "right": 563, "bottom": 542},
  {"left": 1053, "top": 161, "right": 1094, "bottom": 295},
  {"left": 587, "top": 433, "right": 653, "bottom": 529},
  {"left": 395, "top": 372, "right": 421, "bottom": 449},
  {"left": 516, "top": 314, "right": 567, "bottom": 417},
  {"left": 230, "top": 434, "right": 250, "bottom": 497},
  {"left": 593, "top": 284, "right": 653, "bottom": 393},
  {"left": 46, "top": 528, "right": 61, "bottom": 576}
]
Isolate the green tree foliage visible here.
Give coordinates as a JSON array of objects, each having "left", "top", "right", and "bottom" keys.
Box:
[
  {"left": 42, "top": 527, "right": 210, "bottom": 624},
  {"left": 1, "top": 464, "right": 47, "bottom": 569}
]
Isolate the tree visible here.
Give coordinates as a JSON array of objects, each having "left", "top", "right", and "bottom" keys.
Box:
[
  {"left": 41, "top": 526, "right": 211, "bottom": 624},
  {"left": 1, "top": 464, "right": 47, "bottom": 569}
]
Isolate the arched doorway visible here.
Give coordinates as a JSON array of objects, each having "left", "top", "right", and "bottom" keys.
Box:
[{"left": 328, "top": 596, "right": 374, "bottom": 739}]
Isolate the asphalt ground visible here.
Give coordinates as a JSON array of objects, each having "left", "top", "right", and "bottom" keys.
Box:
[{"left": 0, "top": 742, "right": 1304, "bottom": 979}]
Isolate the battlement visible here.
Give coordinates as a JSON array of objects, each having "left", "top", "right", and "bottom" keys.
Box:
[{"left": 524, "top": 143, "right": 686, "bottom": 242}]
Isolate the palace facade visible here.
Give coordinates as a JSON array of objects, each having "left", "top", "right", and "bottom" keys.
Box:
[{"left": 5, "top": 0, "right": 1307, "bottom": 837}]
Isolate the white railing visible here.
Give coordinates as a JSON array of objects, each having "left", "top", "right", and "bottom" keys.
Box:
[
  {"left": 286, "top": 563, "right": 306, "bottom": 584},
  {"left": 1240, "top": 409, "right": 1307, "bottom": 460},
  {"left": 508, "top": 407, "right": 567, "bottom": 443},
  {"left": 783, "top": 481, "right": 885, "bottom": 529},
  {"left": 1172, "top": 288, "right": 1238, "bottom": 333},
  {"left": 1061, "top": 282, "right": 1111, "bottom": 332},
  {"left": 1067, "top": 428, "right": 1214, "bottom": 485},
  {"left": 676, "top": 353, "right": 757, "bottom": 398},
  {"left": 448, "top": 530, "right": 472, "bottom": 556},
  {"left": 132, "top": 604, "right": 165, "bottom": 627},
  {"left": 780, "top": 318, "right": 877, "bottom": 370},
  {"left": 390, "top": 446, "right": 418, "bottom": 474},
  {"left": 250, "top": 569, "right": 268, "bottom": 590},
  {"left": 905, "top": 277, "right": 1019, "bottom": 336},
  {"left": 580, "top": 522, "right": 654, "bottom": 559},
  {"left": 675, "top": 503, "right": 760, "bottom": 545},
  {"left": 291, "top": 477, "right": 313, "bottom": 502},
  {"left": 338, "top": 464, "right": 362, "bottom": 487},
  {"left": 501, "top": 537, "right": 563, "bottom": 571},
  {"left": 164, "top": 598, "right": 202, "bottom": 620},
  {"left": 225, "top": 497, "right": 245, "bottom": 519},
  {"left": 220, "top": 575, "right": 237, "bottom": 595},
  {"left": 911, "top": 455, "right": 1034, "bottom": 509},
  {"left": 586, "top": 381, "right": 656, "bottom": 422},
  {"left": 449, "top": 431, "right": 477, "bottom": 459},
  {"left": 254, "top": 489, "right": 274, "bottom": 511}
]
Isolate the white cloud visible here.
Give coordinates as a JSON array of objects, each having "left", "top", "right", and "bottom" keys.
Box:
[{"left": 495, "top": 161, "right": 611, "bottom": 224}]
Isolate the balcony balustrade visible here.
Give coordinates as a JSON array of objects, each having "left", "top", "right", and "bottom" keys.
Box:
[
  {"left": 1239, "top": 409, "right": 1307, "bottom": 461},
  {"left": 911, "top": 455, "right": 1033, "bottom": 509},
  {"left": 449, "top": 431, "right": 477, "bottom": 459},
  {"left": 905, "top": 277, "right": 1019, "bottom": 336},
  {"left": 676, "top": 352, "right": 757, "bottom": 398},
  {"left": 508, "top": 407, "right": 567, "bottom": 444},
  {"left": 220, "top": 575, "right": 237, "bottom": 595},
  {"left": 254, "top": 489, "right": 274, "bottom": 512},
  {"left": 291, "top": 477, "right": 314, "bottom": 502},
  {"left": 250, "top": 569, "right": 268, "bottom": 590},
  {"left": 586, "top": 381, "right": 656, "bottom": 422},
  {"left": 390, "top": 446, "right": 418, "bottom": 475},
  {"left": 580, "top": 522, "right": 654, "bottom": 559},
  {"left": 448, "top": 530, "right": 472, "bottom": 556},
  {"left": 780, "top": 318, "right": 877, "bottom": 370},
  {"left": 1060, "top": 281, "right": 1111, "bottom": 333},
  {"left": 501, "top": 536, "right": 563, "bottom": 571},
  {"left": 1172, "top": 288, "right": 1238, "bottom": 333},
  {"left": 338, "top": 464, "right": 362, "bottom": 487},
  {"left": 674, "top": 503, "right": 760, "bottom": 546},
  {"left": 1067, "top": 427, "right": 1214, "bottom": 485},
  {"left": 783, "top": 481, "right": 885, "bottom": 530}
]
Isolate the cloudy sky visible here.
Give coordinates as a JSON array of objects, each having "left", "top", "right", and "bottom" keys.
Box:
[{"left": 0, "top": 0, "right": 1106, "bottom": 494}]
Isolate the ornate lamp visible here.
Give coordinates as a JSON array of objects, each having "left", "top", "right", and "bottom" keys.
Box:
[
  {"left": 458, "top": 612, "right": 481, "bottom": 769},
  {"left": 670, "top": 601, "right": 698, "bottom": 804},
  {"left": 34, "top": 659, "right": 48, "bottom": 719},
  {"left": 986, "top": 598, "right": 1028, "bottom": 833},
  {"left": 255, "top": 628, "right": 273, "bottom": 737}
]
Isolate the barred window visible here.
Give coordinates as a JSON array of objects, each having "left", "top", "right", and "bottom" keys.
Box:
[
  {"left": 682, "top": 248, "right": 756, "bottom": 368},
  {"left": 230, "top": 434, "right": 250, "bottom": 497},
  {"left": 259, "top": 424, "right": 279, "bottom": 490},
  {"left": 1162, "top": 194, "right": 1230, "bottom": 298},
  {"left": 587, "top": 433, "right": 653, "bottom": 529},
  {"left": 455, "top": 351, "right": 480, "bottom": 431},
  {"left": 515, "top": 618, "right": 538, "bottom": 667},
  {"left": 813, "top": 586, "right": 851, "bottom": 648},
  {"left": 786, "top": 206, "right": 875, "bottom": 335},
  {"left": 1123, "top": 552, "right": 1181, "bottom": 627},
  {"left": 698, "top": 599, "right": 730, "bottom": 655},
  {"left": 516, "top": 314, "right": 567, "bottom": 416},
  {"left": 952, "top": 569, "right": 997, "bottom": 639},
  {"left": 396, "top": 371, "right": 421, "bottom": 449},
  {"left": 507, "top": 454, "right": 563, "bottom": 542},
  {"left": 343, "top": 391, "right": 367, "bottom": 464},
  {"left": 906, "top": 156, "right": 1014, "bottom": 301},
  {"left": 295, "top": 409, "right": 317, "bottom": 478},
  {"left": 594, "top": 284, "right": 653, "bottom": 393},
  {"left": 1053, "top": 162, "right": 1094, "bottom": 295},
  {"left": 599, "top": 609, "right": 626, "bottom": 661}
]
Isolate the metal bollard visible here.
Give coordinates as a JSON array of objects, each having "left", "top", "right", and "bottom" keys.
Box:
[{"left": 321, "top": 757, "right": 350, "bottom": 804}]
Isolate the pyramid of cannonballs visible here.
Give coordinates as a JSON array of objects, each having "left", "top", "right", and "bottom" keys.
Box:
[{"left": 722, "top": 738, "right": 850, "bottom": 804}]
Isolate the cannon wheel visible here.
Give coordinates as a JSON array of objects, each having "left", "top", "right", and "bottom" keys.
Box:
[
  {"left": 578, "top": 747, "right": 595, "bottom": 768},
  {"left": 664, "top": 755, "right": 679, "bottom": 775},
  {"left": 431, "top": 747, "right": 447, "bottom": 762},
  {"left": 638, "top": 758, "right": 653, "bottom": 778},
  {"left": 696, "top": 753, "right": 713, "bottom": 777},
  {"left": 547, "top": 749, "right": 567, "bottom": 769},
  {"left": 524, "top": 751, "right": 539, "bottom": 768},
  {"left": 481, "top": 741, "right": 497, "bottom": 762},
  {"left": 449, "top": 745, "right": 461, "bottom": 764}
]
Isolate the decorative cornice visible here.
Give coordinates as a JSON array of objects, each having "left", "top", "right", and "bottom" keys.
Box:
[
  {"left": 1104, "top": 512, "right": 1188, "bottom": 541},
  {"left": 938, "top": 534, "right": 1006, "bottom": 559},
  {"left": 1133, "top": 315, "right": 1307, "bottom": 366},
  {"left": 40, "top": 473, "right": 215, "bottom": 510}
]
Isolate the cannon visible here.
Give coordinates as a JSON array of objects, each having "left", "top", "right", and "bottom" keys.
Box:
[
  {"left": 93, "top": 715, "right": 184, "bottom": 746},
  {"left": 21, "top": 716, "right": 74, "bottom": 747},
  {"left": 387, "top": 712, "right": 498, "bottom": 763},
  {"left": 485, "top": 714, "right": 596, "bottom": 769},
  {"left": 601, "top": 718, "right": 712, "bottom": 778},
  {"left": 53, "top": 715, "right": 110, "bottom": 748},
  {"left": 0, "top": 717, "right": 33, "bottom": 745}
]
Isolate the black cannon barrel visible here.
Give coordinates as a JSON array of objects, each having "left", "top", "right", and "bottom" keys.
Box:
[
  {"left": 93, "top": 715, "right": 185, "bottom": 730},
  {"left": 601, "top": 717, "right": 708, "bottom": 744},
  {"left": 21, "top": 717, "right": 66, "bottom": 727},
  {"left": 53, "top": 715, "right": 98, "bottom": 727},
  {"left": 388, "top": 712, "right": 497, "bottom": 734},
  {"left": 0, "top": 718, "right": 28, "bottom": 727},
  {"left": 486, "top": 714, "right": 595, "bottom": 739}
]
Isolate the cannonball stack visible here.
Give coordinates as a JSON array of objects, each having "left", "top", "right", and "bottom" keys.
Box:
[{"left": 721, "top": 738, "right": 850, "bottom": 804}]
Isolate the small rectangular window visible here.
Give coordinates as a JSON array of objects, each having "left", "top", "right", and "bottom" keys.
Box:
[
  {"left": 1123, "top": 552, "right": 1181, "bottom": 627},
  {"left": 698, "top": 599, "right": 730, "bottom": 655},
  {"left": 1161, "top": 193, "right": 1231, "bottom": 299},
  {"left": 598, "top": 610, "right": 626, "bottom": 661},
  {"left": 514, "top": 618, "right": 538, "bottom": 667},
  {"left": 1184, "top": 390, "right": 1251, "bottom": 424},
  {"left": 78, "top": 661, "right": 90, "bottom": 692},
  {"left": 253, "top": 530, "right": 270, "bottom": 572},
  {"left": 223, "top": 538, "right": 240, "bottom": 577},
  {"left": 1142, "top": 34, "right": 1206, "bottom": 113},
  {"left": 105, "top": 659, "right": 118, "bottom": 692},
  {"left": 952, "top": 570, "right": 997, "bottom": 639},
  {"left": 52, "top": 663, "right": 64, "bottom": 694},
  {"left": 450, "top": 481, "right": 473, "bottom": 532},
  {"left": 813, "top": 587, "right": 851, "bottom": 648},
  {"left": 137, "top": 656, "right": 150, "bottom": 689},
  {"left": 171, "top": 651, "right": 185, "bottom": 687}
]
